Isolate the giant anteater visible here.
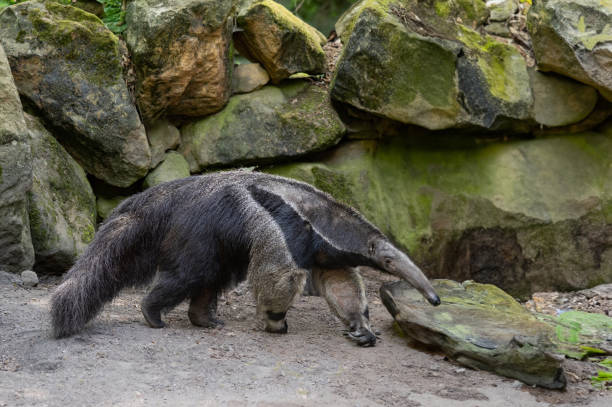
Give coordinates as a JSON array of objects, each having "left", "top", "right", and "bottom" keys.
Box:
[{"left": 51, "top": 171, "right": 440, "bottom": 346}]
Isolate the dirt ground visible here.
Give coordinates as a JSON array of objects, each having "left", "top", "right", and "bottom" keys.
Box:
[{"left": 1, "top": 269, "right": 610, "bottom": 407}]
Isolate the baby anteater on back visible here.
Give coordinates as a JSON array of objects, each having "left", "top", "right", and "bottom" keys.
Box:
[{"left": 50, "top": 171, "right": 440, "bottom": 346}]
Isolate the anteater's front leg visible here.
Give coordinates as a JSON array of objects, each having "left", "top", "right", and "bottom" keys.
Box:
[
  {"left": 311, "top": 267, "right": 376, "bottom": 347},
  {"left": 251, "top": 267, "right": 308, "bottom": 334}
]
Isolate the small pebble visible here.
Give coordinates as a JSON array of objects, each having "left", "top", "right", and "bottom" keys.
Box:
[{"left": 20, "top": 270, "right": 38, "bottom": 287}]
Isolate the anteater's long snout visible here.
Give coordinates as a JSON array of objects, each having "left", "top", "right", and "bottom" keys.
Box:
[{"left": 395, "top": 250, "right": 441, "bottom": 307}]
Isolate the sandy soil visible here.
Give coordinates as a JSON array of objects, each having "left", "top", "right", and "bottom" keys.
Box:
[{"left": 1, "top": 269, "right": 610, "bottom": 407}]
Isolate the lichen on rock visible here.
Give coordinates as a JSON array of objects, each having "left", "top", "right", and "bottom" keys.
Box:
[
  {"left": 179, "top": 81, "right": 345, "bottom": 171},
  {"left": 331, "top": 0, "right": 536, "bottom": 131},
  {"left": 0, "top": 0, "right": 150, "bottom": 187},
  {"left": 234, "top": 0, "right": 327, "bottom": 83},
  {"left": 527, "top": 0, "right": 612, "bottom": 100},
  {"left": 380, "top": 279, "right": 567, "bottom": 389}
]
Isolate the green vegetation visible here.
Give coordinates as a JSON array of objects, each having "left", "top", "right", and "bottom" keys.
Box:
[
  {"left": 591, "top": 359, "right": 612, "bottom": 390},
  {"left": 100, "top": 0, "right": 124, "bottom": 34},
  {"left": 0, "top": 1, "right": 125, "bottom": 34}
]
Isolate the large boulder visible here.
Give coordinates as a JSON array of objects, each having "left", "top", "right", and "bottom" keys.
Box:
[
  {"left": 0, "top": 1, "right": 150, "bottom": 187},
  {"left": 380, "top": 280, "right": 566, "bottom": 389},
  {"left": 179, "top": 81, "right": 345, "bottom": 171},
  {"left": 25, "top": 114, "right": 96, "bottom": 273},
  {"left": 331, "top": 0, "right": 535, "bottom": 131},
  {"left": 125, "top": 0, "right": 235, "bottom": 122},
  {"left": 0, "top": 43, "right": 34, "bottom": 273},
  {"left": 269, "top": 129, "right": 612, "bottom": 297},
  {"left": 528, "top": 0, "right": 612, "bottom": 101},
  {"left": 234, "top": 0, "right": 327, "bottom": 83}
]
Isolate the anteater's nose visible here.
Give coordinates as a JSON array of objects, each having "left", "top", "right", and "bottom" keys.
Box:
[{"left": 428, "top": 294, "right": 441, "bottom": 306}]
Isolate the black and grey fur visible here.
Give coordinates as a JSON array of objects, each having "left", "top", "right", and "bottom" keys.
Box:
[{"left": 50, "top": 171, "right": 440, "bottom": 345}]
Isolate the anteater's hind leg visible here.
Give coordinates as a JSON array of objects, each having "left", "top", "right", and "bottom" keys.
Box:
[
  {"left": 252, "top": 267, "right": 307, "bottom": 334},
  {"left": 188, "top": 287, "right": 224, "bottom": 328},
  {"left": 141, "top": 272, "right": 189, "bottom": 329},
  {"left": 311, "top": 267, "right": 376, "bottom": 347}
]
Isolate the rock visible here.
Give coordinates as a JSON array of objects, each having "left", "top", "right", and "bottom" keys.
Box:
[
  {"left": 539, "top": 311, "right": 612, "bottom": 359},
  {"left": 486, "top": 0, "right": 517, "bottom": 22},
  {"left": 125, "top": 0, "right": 235, "bottom": 122},
  {"left": 0, "top": 270, "right": 19, "bottom": 285},
  {"left": 530, "top": 69, "right": 599, "bottom": 127},
  {"left": 232, "top": 63, "right": 270, "bottom": 94},
  {"left": 268, "top": 129, "right": 612, "bottom": 297},
  {"left": 380, "top": 279, "right": 566, "bottom": 389},
  {"left": 484, "top": 21, "right": 511, "bottom": 37},
  {"left": 25, "top": 114, "right": 96, "bottom": 273},
  {"left": 20, "top": 270, "right": 39, "bottom": 287},
  {"left": 0, "top": 1, "right": 151, "bottom": 187},
  {"left": 179, "top": 81, "right": 345, "bottom": 171},
  {"left": 72, "top": 0, "right": 105, "bottom": 18},
  {"left": 0, "top": 43, "right": 35, "bottom": 274},
  {"left": 580, "top": 283, "right": 612, "bottom": 300},
  {"left": 331, "top": 0, "right": 532, "bottom": 131},
  {"left": 96, "top": 195, "right": 128, "bottom": 221},
  {"left": 234, "top": 0, "right": 327, "bottom": 83},
  {"left": 147, "top": 120, "right": 181, "bottom": 168},
  {"left": 527, "top": 0, "right": 612, "bottom": 101},
  {"left": 143, "top": 152, "right": 191, "bottom": 189}
]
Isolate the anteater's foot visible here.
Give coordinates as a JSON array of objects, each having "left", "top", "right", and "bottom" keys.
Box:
[
  {"left": 264, "top": 310, "right": 288, "bottom": 334},
  {"left": 344, "top": 327, "right": 377, "bottom": 347},
  {"left": 265, "top": 319, "right": 288, "bottom": 334},
  {"left": 142, "top": 307, "right": 165, "bottom": 329},
  {"left": 188, "top": 311, "right": 225, "bottom": 328}
]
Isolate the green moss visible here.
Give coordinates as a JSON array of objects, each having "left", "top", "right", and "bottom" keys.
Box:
[
  {"left": 580, "top": 26, "right": 612, "bottom": 50},
  {"left": 246, "top": 0, "right": 326, "bottom": 51},
  {"left": 454, "top": 0, "right": 488, "bottom": 22},
  {"left": 457, "top": 25, "right": 529, "bottom": 103},
  {"left": 435, "top": 0, "right": 451, "bottom": 17},
  {"left": 26, "top": 1, "right": 121, "bottom": 85}
]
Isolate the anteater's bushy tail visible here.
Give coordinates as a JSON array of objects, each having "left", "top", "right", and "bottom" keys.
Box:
[{"left": 50, "top": 214, "right": 158, "bottom": 338}]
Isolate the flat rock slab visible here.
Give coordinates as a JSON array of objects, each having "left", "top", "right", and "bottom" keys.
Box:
[{"left": 380, "top": 279, "right": 566, "bottom": 389}]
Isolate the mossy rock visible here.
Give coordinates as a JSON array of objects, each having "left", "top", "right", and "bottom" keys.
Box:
[
  {"left": 25, "top": 114, "right": 96, "bottom": 274},
  {"left": 527, "top": 0, "right": 612, "bottom": 101},
  {"left": 234, "top": 0, "right": 327, "bottom": 83},
  {"left": 125, "top": 0, "right": 235, "bottom": 122},
  {"left": 268, "top": 128, "right": 612, "bottom": 297},
  {"left": 143, "top": 152, "right": 190, "bottom": 189},
  {"left": 0, "top": 43, "right": 34, "bottom": 273},
  {"left": 380, "top": 279, "right": 566, "bottom": 389},
  {"left": 179, "top": 81, "right": 345, "bottom": 172},
  {"left": 0, "top": 1, "right": 150, "bottom": 187},
  {"left": 331, "top": 0, "right": 536, "bottom": 131}
]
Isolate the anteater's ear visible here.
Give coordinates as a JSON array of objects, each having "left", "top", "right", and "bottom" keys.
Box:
[{"left": 368, "top": 241, "right": 376, "bottom": 255}]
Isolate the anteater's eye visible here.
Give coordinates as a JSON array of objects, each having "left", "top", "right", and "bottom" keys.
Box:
[
  {"left": 369, "top": 243, "right": 376, "bottom": 254},
  {"left": 384, "top": 259, "right": 392, "bottom": 266}
]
